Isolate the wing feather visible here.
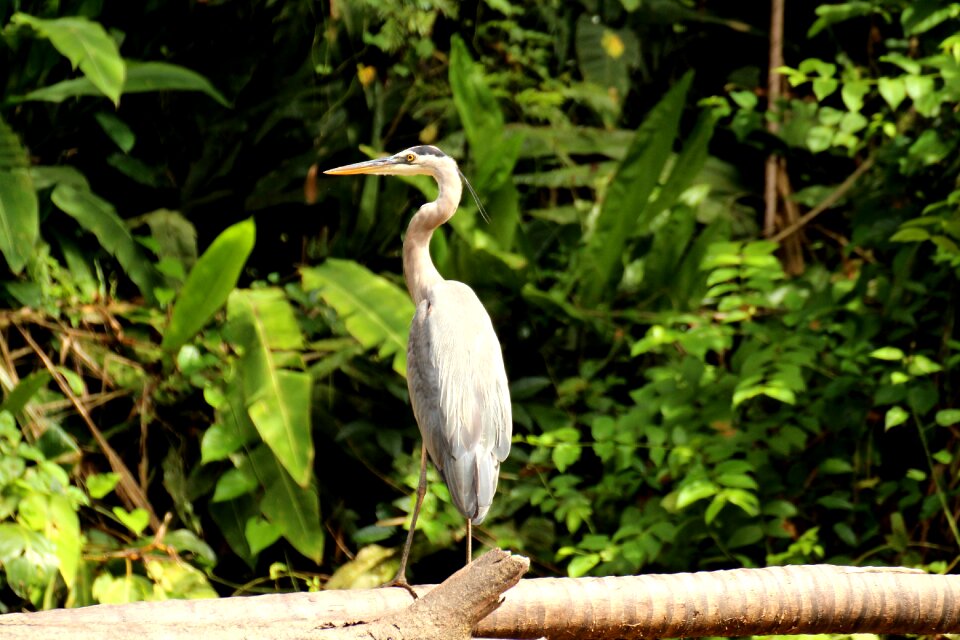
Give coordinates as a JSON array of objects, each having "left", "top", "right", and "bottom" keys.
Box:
[{"left": 406, "top": 281, "right": 512, "bottom": 523}]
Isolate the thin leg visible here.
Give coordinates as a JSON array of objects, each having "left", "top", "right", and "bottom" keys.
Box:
[
  {"left": 384, "top": 442, "right": 428, "bottom": 598},
  {"left": 466, "top": 519, "right": 473, "bottom": 564}
]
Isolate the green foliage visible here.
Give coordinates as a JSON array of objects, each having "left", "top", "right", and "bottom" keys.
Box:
[
  {"left": 10, "top": 13, "right": 125, "bottom": 105},
  {"left": 302, "top": 259, "right": 414, "bottom": 377},
  {"left": 0, "top": 116, "right": 37, "bottom": 274},
  {"left": 226, "top": 288, "right": 313, "bottom": 487},
  {"left": 0, "top": 0, "right": 958, "bottom": 615},
  {"left": 577, "top": 71, "right": 695, "bottom": 306},
  {"left": 51, "top": 184, "right": 162, "bottom": 301},
  {"left": 163, "top": 219, "right": 255, "bottom": 353}
]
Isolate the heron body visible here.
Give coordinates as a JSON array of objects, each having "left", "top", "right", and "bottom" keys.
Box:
[
  {"left": 324, "top": 145, "right": 512, "bottom": 585},
  {"left": 408, "top": 280, "right": 511, "bottom": 523}
]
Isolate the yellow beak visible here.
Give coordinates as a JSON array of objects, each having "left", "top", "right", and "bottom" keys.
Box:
[{"left": 323, "top": 156, "right": 402, "bottom": 175}]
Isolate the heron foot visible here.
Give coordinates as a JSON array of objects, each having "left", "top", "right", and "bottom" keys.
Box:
[{"left": 381, "top": 574, "right": 419, "bottom": 599}]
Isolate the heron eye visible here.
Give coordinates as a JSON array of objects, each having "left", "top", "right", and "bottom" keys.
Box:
[{"left": 406, "top": 154, "right": 416, "bottom": 162}]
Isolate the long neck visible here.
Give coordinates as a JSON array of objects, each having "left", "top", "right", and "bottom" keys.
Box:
[{"left": 402, "top": 174, "right": 463, "bottom": 305}]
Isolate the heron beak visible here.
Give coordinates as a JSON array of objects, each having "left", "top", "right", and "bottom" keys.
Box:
[{"left": 323, "top": 156, "right": 401, "bottom": 176}]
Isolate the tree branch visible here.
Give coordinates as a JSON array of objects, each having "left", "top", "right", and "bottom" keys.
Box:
[
  {"left": 3, "top": 560, "right": 959, "bottom": 638},
  {"left": 770, "top": 154, "right": 876, "bottom": 243},
  {"left": 763, "top": 0, "right": 785, "bottom": 236}
]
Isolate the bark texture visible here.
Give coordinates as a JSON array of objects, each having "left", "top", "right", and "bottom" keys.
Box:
[{"left": 2, "top": 560, "right": 958, "bottom": 639}]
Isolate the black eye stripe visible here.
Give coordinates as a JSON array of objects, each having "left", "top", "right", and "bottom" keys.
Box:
[{"left": 407, "top": 145, "right": 446, "bottom": 157}]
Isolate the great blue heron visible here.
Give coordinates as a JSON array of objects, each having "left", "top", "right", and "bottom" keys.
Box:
[{"left": 324, "top": 145, "right": 512, "bottom": 590}]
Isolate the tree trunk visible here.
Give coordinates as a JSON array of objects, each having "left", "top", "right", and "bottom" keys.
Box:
[{"left": 2, "top": 553, "right": 958, "bottom": 638}]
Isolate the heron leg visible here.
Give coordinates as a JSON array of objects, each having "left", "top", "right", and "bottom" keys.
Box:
[
  {"left": 383, "top": 441, "right": 428, "bottom": 598},
  {"left": 466, "top": 519, "right": 473, "bottom": 564}
]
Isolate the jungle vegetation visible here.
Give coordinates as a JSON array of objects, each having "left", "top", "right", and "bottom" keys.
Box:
[{"left": 0, "top": 0, "right": 958, "bottom": 612}]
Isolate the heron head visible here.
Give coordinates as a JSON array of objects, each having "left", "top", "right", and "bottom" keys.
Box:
[{"left": 324, "top": 145, "right": 456, "bottom": 178}]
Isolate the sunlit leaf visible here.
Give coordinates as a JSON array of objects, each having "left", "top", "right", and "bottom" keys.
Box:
[
  {"left": 567, "top": 552, "right": 600, "bottom": 578},
  {"left": 878, "top": 76, "right": 907, "bottom": 110},
  {"left": 112, "top": 507, "right": 151, "bottom": 536},
  {"left": 884, "top": 405, "right": 909, "bottom": 430},
  {"left": 20, "top": 61, "right": 229, "bottom": 106},
  {"left": 244, "top": 517, "right": 282, "bottom": 556},
  {"left": 301, "top": 259, "right": 414, "bottom": 377},
  {"left": 86, "top": 472, "right": 120, "bottom": 499},
  {"left": 163, "top": 218, "right": 255, "bottom": 352},
  {"left": 674, "top": 478, "right": 717, "bottom": 509},
  {"left": 936, "top": 409, "right": 960, "bottom": 426},
  {"left": 870, "top": 346, "right": 905, "bottom": 360},
  {"left": 227, "top": 288, "right": 312, "bottom": 487},
  {"left": 12, "top": 13, "right": 125, "bottom": 105},
  {"left": 248, "top": 445, "right": 323, "bottom": 563},
  {"left": 145, "top": 559, "right": 217, "bottom": 599}
]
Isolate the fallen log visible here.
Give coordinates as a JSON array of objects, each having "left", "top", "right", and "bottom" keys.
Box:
[{"left": 2, "top": 551, "right": 958, "bottom": 639}]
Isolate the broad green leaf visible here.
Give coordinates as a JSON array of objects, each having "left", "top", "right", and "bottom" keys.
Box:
[
  {"left": 674, "top": 478, "right": 717, "bottom": 509},
  {"left": 120, "top": 62, "right": 230, "bottom": 107},
  {"left": 724, "top": 489, "right": 760, "bottom": 517},
  {"left": 705, "top": 494, "right": 727, "bottom": 524},
  {"left": 841, "top": 79, "right": 870, "bottom": 112},
  {"left": 0, "top": 371, "right": 51, "bottom": 416},
  {"left": 567, "top": 552, "right": 601, "bottom": 578},
  {"left": 727, "top": 524, "right": 764, "bottom": 548},
  {"left": 248, "top": 445, "right": 323, "bottom": 563},
  {"left": 12, "top": 13, "right": 125, "bottom": 105},
  {"left": 301, "top": 259, "right": 414, "bottom": 377},
  {"left": 20, "top": 61, "right": 229, "bottom": 107},
  {"left": 808, "top": 2, "right": 881, "bottom": 38},
  {"left": 575, "top": 15, "right": 639, "bottom": 110},
  {"left": 449, "top": 35, "right": 521, "bottom": 249},
  {"left": 819, "top": 458, "right": 854, "bottom": 474},
  {"left": 552, "top": 443, "right": 581, "bottom": 472},
  {"left": 644, "top": 108, "right": 718, "bottom": 235},
  {"left": 935, "top": 409, "right": 960, "bottom": 426},
  {"left": 112, "top": 507, "right": 150, "bottom": 536},
  {"left": 0, "top": 523, "right": 59, "bottom": 603},
  {"left": 227, "top": 288, "right": 312, "bottom": 486},
  {"left": 244, "top": 517, "right": 282, "bottom": 556},
  {"left": 86, "top": 472, "right": 120, "bottom": 499},
  {"left": 908, "top": 354, "right": 942, "bottom": 376},
  {"left": 885, "top": 405, "right": 909, "bottom": 430},
  {"left": 201, "top": 382, "right": 259, "bottom": 464},
  {"left": 163, "top": 218, "right": 255, "bottom": 352},
  {"left": 212, "top": 465, "right": 258, "bottom": 503},
  {"left": 640, "top": 204, "right": 698, "bottom": 299},
  {"left": 870, "top": 346, "right": 905, "bottom": 361},
  {"left": 95, "top": 112, "right": 136, "bottom": 153},
  {"left": 137, "top": 209, "right": 198, "bottom": 267},
  {"left": 577, "top": 71, "right": 693, "bottom": 306},
  {"left": 208, "top": 495, "right": 255, "bottom": 567},
  {"left": 902, "top": 0, "right": 960, "bottom": 35},
  {"left": 0, "top": 116, "right": 39, "bottom": 274},
  {"left": 325, "top": 544, "right": 397, "bottom": 590},
  {"left": 51, "top": 184, "right": 161, "bottom": 301},
  {"left": 506, "top": 124, "right": 635, "bottom": 160},
  {"left": 29, "top": 165, "right": 90, "bottom": 191},
  {"left": 812, "top": 77, "right": 839, "bottom": 101},
  {"left": 161, "top": 530, "right": 216, "bottom": 566},
  {"left": 880, "top": 53, "right": 922, "bottom": 75},
  {"left": 878, "top": 76, "right": 907, "bottom": 110},
  {"left": 92, "top": 573, "right": 153, "bottom": 604},
  {"left": 47, "top": 494, "right": 80, "bottom": 587},
  {"left": 144, "top": 559, "right": 217, "bottom": 599}
]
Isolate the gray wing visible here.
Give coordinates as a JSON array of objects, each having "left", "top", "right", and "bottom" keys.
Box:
[{"left": 406, "top": 280, "right": 512, "bottom": 524}]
